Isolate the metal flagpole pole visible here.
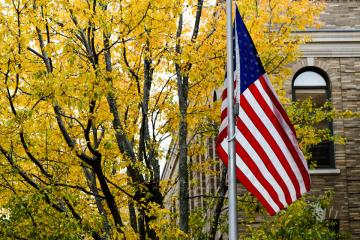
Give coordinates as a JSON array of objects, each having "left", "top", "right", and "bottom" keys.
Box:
[{"left": 226, "top": 0, "right": 238, "bottom": 239}]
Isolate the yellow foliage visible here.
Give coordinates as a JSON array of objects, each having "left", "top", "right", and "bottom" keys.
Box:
[{"left": 0, "top": 0, "right": 334, "bottom": 238}]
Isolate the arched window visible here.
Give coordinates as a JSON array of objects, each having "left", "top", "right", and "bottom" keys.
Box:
[{"left": 292, "top": 67, "right": 334, "bottom": 168}]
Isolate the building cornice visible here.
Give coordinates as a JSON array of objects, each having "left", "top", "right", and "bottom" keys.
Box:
[{"left": 296, "top": 30, "right": 360, "bottom": 57}]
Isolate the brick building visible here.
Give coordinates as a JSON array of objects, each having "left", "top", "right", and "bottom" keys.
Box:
[{"left": 162, "top": 0, "right": 360, "bottom": 238}]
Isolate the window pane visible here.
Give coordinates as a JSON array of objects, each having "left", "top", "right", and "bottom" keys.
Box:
[
  {"left": 317, "top": 120, "right": 329, "bottom": 130},
  {"left": 309, "top": 142, "right": 333, "bottom": 168},
  {"left": 293, "top": 71, "right": 327, "bottom": 86},
  {"left": 295, "top": 89, "right": 327, "bottom": 107}
]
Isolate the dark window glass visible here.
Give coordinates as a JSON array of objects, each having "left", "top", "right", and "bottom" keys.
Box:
[{"left": 327, "top": 219, "right": 340, "bottom": 239}]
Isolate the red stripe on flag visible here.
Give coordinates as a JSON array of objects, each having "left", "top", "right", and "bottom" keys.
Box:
[
  {"left": 234, "top": 139, "right": 285, "bottom": 209},
  {"left": 258, "top": 75, "right": 297, "bottom": 137},
  {"left": 249, "top": 82, "right": 311, "bottom": 191},
  {"left": 216, "top": 142, "right": 277, "bottom": 215},
  {"left": 222, "top": 89, "right": 227, "bottom": 100},
  {"left": 240, "top": 95, "right": 302, "bottom": 199},
  {"left": 236, "top": 117, "right": 293, "bottom": 205},
  {"left": 221, "top": 108, "right": 227, "bottom": 121},
  {"left": 216, "top": 127, "right": 228, "bottom": 146}
]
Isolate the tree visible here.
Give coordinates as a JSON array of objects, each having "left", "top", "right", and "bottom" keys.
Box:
[
  {"left": 0, "top": 0, "right": 356, "bottom": 239},
  {"left": 243, "top": 191, "right": 351, "bottom": 240},
  {"left": 167, "top": 0, "right": 325, "bottom": 238},
  {"left": 170, "top": 0, "right": 359, "bottom": 238},
  {"left": 0, "top": 0, "right": 182, "bottom": 238}
]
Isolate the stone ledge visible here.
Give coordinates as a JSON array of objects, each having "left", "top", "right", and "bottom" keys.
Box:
[
  {"left": 295, "top": 30, "right": 360, "bottom": 57},
  {"left": 309, "top": 169, "right": 341, "bottom": 175}
]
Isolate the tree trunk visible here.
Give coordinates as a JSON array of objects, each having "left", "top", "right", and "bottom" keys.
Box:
[
  {"left": 175, "top": 0, "right": 204, "bottom": 232},
  {"left": 83, "top": 167, "right": 111, "bottom": 239},
  {"left": 138, "top": 210, "right": 146, "bottom": 240},
  {"left": 128, "top": 202, "right": 138, "bottom": 233},
  {"left": 175, "top": 13, "right": 190, "bottom": 233},
  {"left": 92, "top": 160, "right": 124, "bottom": 229},
  {"left": 208, "top": 164, "right": 228, "bottom": 240}
]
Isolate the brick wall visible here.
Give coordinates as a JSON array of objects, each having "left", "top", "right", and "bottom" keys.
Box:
[
  {"left": 321, "top": 0, "right": 360, "bottom": 30},
  {"left": 286, "top": 1, "right": 360, "bottom": 238},
  {"left": 288, "top": 56, "right": 360, "bottom": 238}
]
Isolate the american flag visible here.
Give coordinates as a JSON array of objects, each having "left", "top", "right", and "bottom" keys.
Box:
[{"left": 216, "top": 7, "right": 311, "bottom": 215}]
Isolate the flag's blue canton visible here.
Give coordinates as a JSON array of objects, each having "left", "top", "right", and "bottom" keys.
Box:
[{"left": 235, "top": 8, "right": 265, "bottom": 94}]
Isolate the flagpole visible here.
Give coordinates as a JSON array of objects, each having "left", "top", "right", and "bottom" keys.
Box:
[{"left": 226, "top": 0, "right": 238, "bottom": 239}]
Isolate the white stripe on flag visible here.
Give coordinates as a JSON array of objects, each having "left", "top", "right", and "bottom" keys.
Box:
[
  {"left": 238, "top": 101, "right": 297, "bottom": 202},
  {"left": 235, "top": 128, "right": 288, "bottom": 207},
  {"left": 220, "top": 140, "right": 280, "bottom": 213},
  {"left": 243, "top": 87, "right": 307, "bottom": 194},
  {"left": 254, "top": 80, "right": 309, "bottom": 174}
]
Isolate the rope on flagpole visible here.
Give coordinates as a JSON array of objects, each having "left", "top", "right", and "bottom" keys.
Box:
[{"left": 227, "top": 133, "right": 236, "bottom": 142}]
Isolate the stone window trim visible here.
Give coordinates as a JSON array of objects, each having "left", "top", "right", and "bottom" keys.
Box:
[{"left": 309, "top": 168, "right": 340, "bottom": 175}]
